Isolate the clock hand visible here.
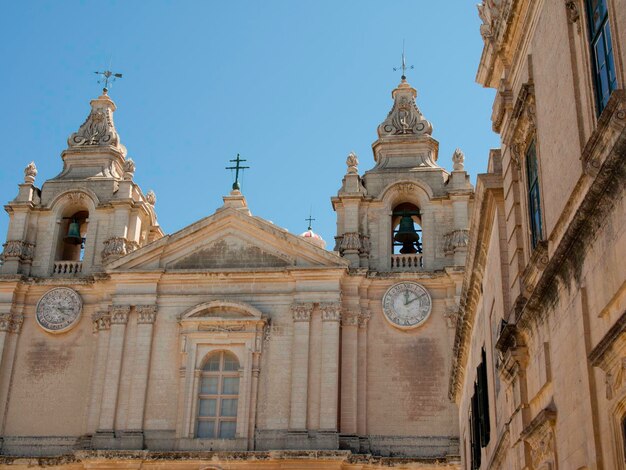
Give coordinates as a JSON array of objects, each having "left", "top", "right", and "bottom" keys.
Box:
[
  {"left": 404, "top": 290, "right": 410, "bottom": 306},
  {"left": 405, "top": 293, "right": 426, "bottom": 305}
]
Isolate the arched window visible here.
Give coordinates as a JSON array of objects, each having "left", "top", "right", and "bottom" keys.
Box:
[
  {"left": 57, "top": 210, "right": 89, "bottom": 261},
  {"left": 196, "top": 351, "right": 240, "bottom": 439},
  {"left": 391, "top": 202, "right": 422, "bottom": 255}
]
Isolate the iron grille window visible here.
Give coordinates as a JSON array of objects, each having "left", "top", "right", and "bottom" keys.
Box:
[
  {"left": 586, "top": 0, "right": 617, "bottom": 114},
  {"left": 469, "top": 348, "right": 491, "bottom": 469},
  {"left": 525, "top": 140, "right": 543, "bottom": 249}
]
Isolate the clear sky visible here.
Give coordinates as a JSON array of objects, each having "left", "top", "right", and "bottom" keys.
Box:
[{"left": 0, "top": 1, "right": 498, "bottom": 248}]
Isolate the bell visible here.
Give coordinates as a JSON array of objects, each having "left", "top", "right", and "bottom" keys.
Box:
[
  {"left": 394, "top": 215, "right": 420, "bottom": 254},
  {"left": 64, "top": 220, "right": 83, "bottom": 245}
]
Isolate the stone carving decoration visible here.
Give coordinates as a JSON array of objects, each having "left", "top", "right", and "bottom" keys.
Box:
[
  {"left": 23, "top": 161, "right": 37, "bottom": 184},
  {"left": 477, "top": 0, "right": 504, "bottom": 41},
  {"left": 341, "top": 310, "right": 360, "bottom": 327},
  {"left": 522, "top": 409, "right": 557, "bottom": 470},
  {"left": 1, "top": 240, "right": 35, "bottom": 262},
  {"left": 320, "top": 303, "right": 342, "bottom": 322},
  {"left": 377, "top": 81, "right": 433, "bottom": 137},
  {"left": 110, "top": 305, "right": 131, "bottom": 324},
  {"left": 136, "top": 305, "right": 158, "bottom": 324},
  {"left": 0, "top": 313, "right": 24, "bottom": 334},
  {"left": 604, "top": 356, "right": 626, "bottom": 400},
  {"left": 565, "top": 0, "right": 580, "bottom": 26},
  {"left": 123, "top": 158, "right": 136, "bottom": 180},
  {"left": 66, "top": 192, "right": 86, "bottom": 206},
  {"left": 346, "top": 152, "right": 359, "bottom": 174},
  {"left": 339, "top": 232, "right": 361, "bottom": 254},
  {"left": 92, "top": 311, "right": 111, "bottom": 332},
  {"left": 102, "top": 237, "right": 129, "bottom": 262},
  {"left": 198, "top": 323, "right": 246, "bottom": 333},
  {"left": 359, "top": 235, "right": 371, "bottom": 255},
  {"left": 67, "top": 92, "right": 120, "bottom": 149},
  {"left": 382, "top": 282, "right": 432, "bottom": 330},
  {"left": 358, "top": 310, "right": 371, "bottom": 329},
  {"left": 291, "top": 303, "right": 313, "bottom": 322},
  {"left": 443, "top": 230, "right": 470, "bottom": 255},
  {"left": 145, "top": 190, "right": 157, "bottom": 206},
  {"left": 36, "top": 287, "right": 83, "bottom": 333},
  {"left": 452, "top": 148, "right": 465, "bottom": 171},
  {"left": 444, "top": 307, "right": 460, "bottom": 329}
]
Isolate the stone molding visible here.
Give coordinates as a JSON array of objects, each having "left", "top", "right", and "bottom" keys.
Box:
[
  {"left": 336, "top": 233, "right": 370, "bottom": 256},
  {"left": 443, "top": 308, "right": 459, "bottom": 329},
  {"left": 320, "top": 303, "right": 342, "bottom": 322},
  {"left": 590, "top": 309, "right": 626, "bottom": 400},
  {"left": 506, "top": 83, "right": 536, "bottom": 172},
  {"left": 521, "top": 240, "right": 549, "bottom": 295},
  {"left": 290, "top": 303, "right": 313, "bottom": 322},
  {"left": 1, "top": 240, "right": 35, "bottom": 262},
  {"left": 494, "top": 322, "right": 529, "bottom": 384},
  {"left": 92, "top": 311, "right": 111, "bottom": 332},
  {"left": 110, "top": 305, "right": 131, "bottom": 325},
  {"left": 136, "top": 305, "right": 158, "bottom": 324}
]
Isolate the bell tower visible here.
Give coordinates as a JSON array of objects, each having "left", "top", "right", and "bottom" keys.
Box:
[
  {"left": 1, "top": 89, "right": 163, "bottom": 277},
  {"left": 332, "top": 77, "right": 473, "bottom": 272}
]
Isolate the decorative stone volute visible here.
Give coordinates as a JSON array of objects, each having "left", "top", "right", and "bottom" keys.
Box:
[
  {"left": 68, "top": 89, "right": 123, "bottom": 151},
  {"left": 23, "top": 161, "right": 37, "bottom": 184},
  {"left": 377, "top": 78, "right": 433, "bottom": 138}
]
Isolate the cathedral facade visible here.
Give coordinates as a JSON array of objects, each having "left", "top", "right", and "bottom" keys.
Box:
[
  {"left": 0, "top": 70, "right": 469, "bottom": 468},
  {"left": 1, "top": 1, "right": 626, "bottom": 469}
]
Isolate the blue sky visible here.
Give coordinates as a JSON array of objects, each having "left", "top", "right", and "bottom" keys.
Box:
[{"left": 0, "top": 1, "right": 498, "bottom": 247}]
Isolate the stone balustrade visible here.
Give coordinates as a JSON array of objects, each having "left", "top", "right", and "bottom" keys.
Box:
[
  {"left": 391, "top": 253, "right": 423, "bottom": 270},
  {"left": 53, "top": 260, "right": 83, "bottom": 275}
]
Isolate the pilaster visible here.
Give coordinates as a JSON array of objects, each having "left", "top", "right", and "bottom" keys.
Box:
[
  {"left": 319, "top": 302, "right": 341, "bottom": 431},
  {"left": 123, "top": 304, "right": 158, "bottom": 448},
  {"left": 340, "top": 309, "right": 359, "bottom": 436},
  {"left": 94, "top": 305, "right": 130, "bottom": 447},
  {"left": 288, "top": 302, "right": 313, "bottom": 431}
]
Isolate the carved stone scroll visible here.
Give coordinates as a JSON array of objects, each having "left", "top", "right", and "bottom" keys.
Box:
[
  {"left": 320, "top": 303, "right": 342, "bottom": 322},
  {"left": 136, "top": 305, "right": 158, "bottom": 324}
]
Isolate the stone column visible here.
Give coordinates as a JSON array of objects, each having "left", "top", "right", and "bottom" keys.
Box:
[
  {"left": 123, "top": 305, "right": 157, "bottom": 447},
  {"left": 86, "top": 311, "right": 111, "bottom": 434},
  {"left": 357, "top": 310, "right": 370, "bottom": 441},
  {"left": 319, "top": 302, "right": 341, "bottom": 432},
  {"left": 289, "top": 303, "right": 313, "bottom": 431},
  {"left": 340, "top": 310, "right": 359, "bottom": 436},
  {"left": 95, "top": 305, "right": 130, "bottom": 444}
]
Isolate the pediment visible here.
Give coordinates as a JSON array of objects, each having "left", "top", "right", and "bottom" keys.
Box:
[
  {"left": 168, "top": 235, "right": 291, "bottom": 270},
  {"left": 106, "top": 207, "right": 348, "bottom": 272}
]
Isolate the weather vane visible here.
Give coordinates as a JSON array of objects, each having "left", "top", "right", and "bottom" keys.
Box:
[
  {"left": 94, "top": 70, "right": 123, "bottom": 92},
  {"left": 393, "top": 40, "right": 414, "bottom": 80},
  {"left": 226, "top": 154, "right": 250, "bottom": 191},
  {"left": 305, "top": 210, "right": 316, "bottom": 231}
]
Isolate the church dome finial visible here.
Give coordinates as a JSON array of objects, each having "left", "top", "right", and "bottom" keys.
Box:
[{"left": 377, "top": 78, "right": 433, "bottom": 138}]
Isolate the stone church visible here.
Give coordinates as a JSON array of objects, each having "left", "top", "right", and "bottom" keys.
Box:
[{"left": 1, "top": 1, "right": 625, "bottom": 469}]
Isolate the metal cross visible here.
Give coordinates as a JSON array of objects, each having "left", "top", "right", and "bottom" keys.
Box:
[
  {"left": 393, "top": 40, "right": 414, "bottom": 80},
  {"left": 305, "top": 212, "right": 316, "bottom": 231},
  {"left": 94, "top": 70, "right": 123, "bottom": 92},
  {"left": 226, "top": 154, "right": 250, "bottom": 191}
]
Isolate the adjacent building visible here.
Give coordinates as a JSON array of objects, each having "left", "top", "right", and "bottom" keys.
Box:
[{"left": 452, "top": 0, "right": 626, "bottom": 469}]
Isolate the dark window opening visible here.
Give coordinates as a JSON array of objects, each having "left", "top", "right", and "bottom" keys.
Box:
[
  {"left": 525, "top": 140, "right": 543, "bottom": 249},
  {"left": 470, "top": 348, "right": 491, "bottom": 469},
  {"left": 392, "top": 202, "right": 422, "bottom": 255},
  {"left": 586, "top": 0, "right": 617, "bottom": 113},
  {"left": 59, "top": 210, "right": 88, "bottom": 261}
]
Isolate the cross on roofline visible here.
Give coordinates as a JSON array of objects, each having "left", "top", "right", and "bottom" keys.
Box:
[
  {"left": 305, "top": 213, "right": 316, "bottom": 231},
  {"left": 94, "top": 70, "right": 123, "bottom": 92},
  {"left": 225, "top": 154, "right": 250, "bottom": 191}
]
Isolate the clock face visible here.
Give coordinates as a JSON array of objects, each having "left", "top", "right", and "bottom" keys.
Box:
[
  {"left": 36, "top": 288, "right": 82, "bottom": 333},
  {"left": 382, "top": 282, "right": 432, "bottom": 330}
]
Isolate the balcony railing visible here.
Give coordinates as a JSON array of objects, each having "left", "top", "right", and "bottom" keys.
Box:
[
  {"left": 53, "top": 260, "right": 83, "bottom": 275},
  {"left": 391, "top": 253, "right": 423, "bottom": 271}
]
